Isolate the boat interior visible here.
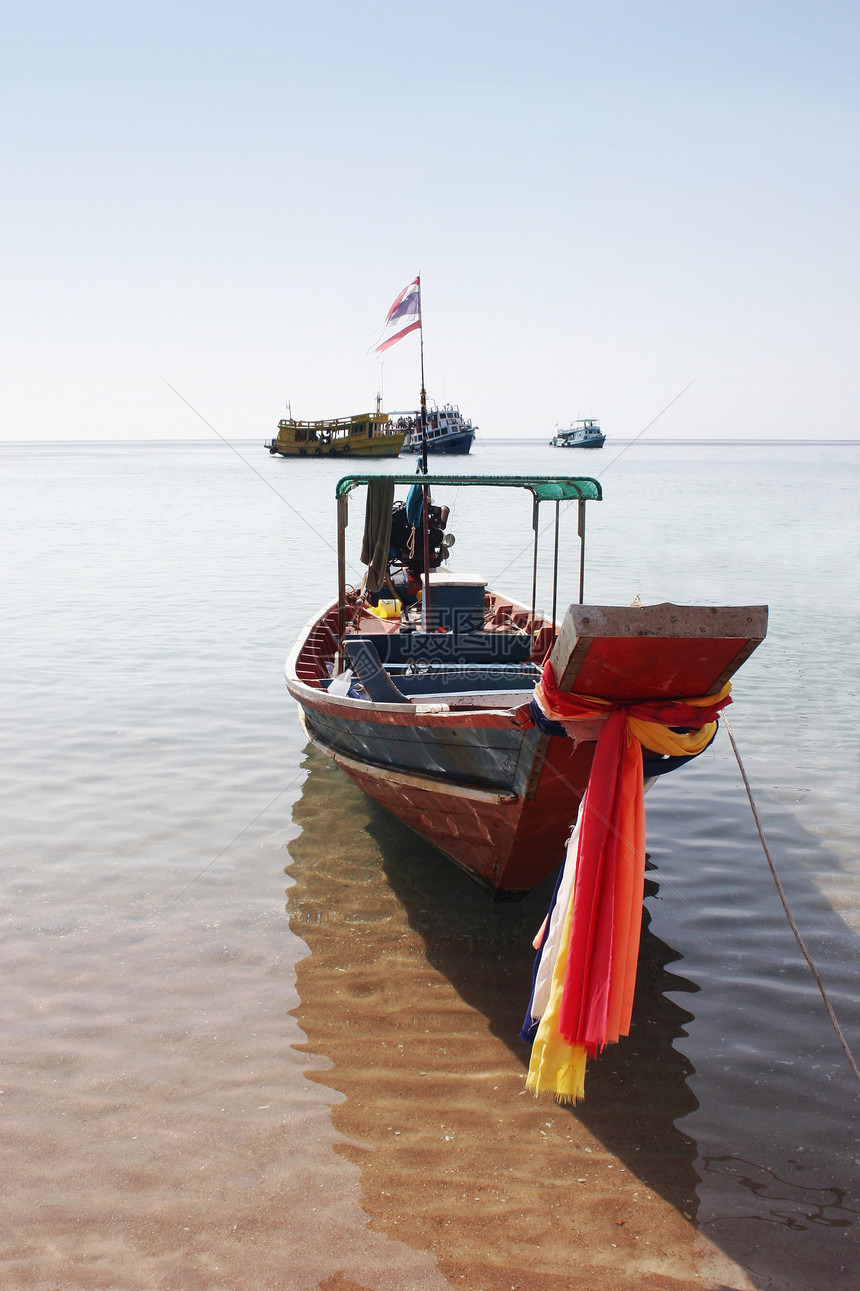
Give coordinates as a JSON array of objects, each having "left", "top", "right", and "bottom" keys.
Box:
[
  {"left": 292, "top": 473, "right": 604, "bottom": 708},
  {"left": 294, "top": 587, "right": 553, "bottom": 706}
]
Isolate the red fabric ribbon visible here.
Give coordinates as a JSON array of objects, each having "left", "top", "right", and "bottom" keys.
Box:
[
  {"left": 537, "top": 658, "right": 732, "bottom": 1056},
  {"left": 557, "top": 709, "right": 642, "bottom": 1054}
]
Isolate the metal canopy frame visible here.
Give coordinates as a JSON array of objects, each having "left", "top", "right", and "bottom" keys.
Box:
[
  {"left": 335, "top": 473, "right": 602, "bottom": 503},
  {"left": 335, "top": 474, "right": 603, "bottom": 668}
]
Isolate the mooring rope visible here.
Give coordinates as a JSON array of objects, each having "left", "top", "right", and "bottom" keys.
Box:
[{"left": 724, "top": 714, "right": 860, "bottom": 1091}]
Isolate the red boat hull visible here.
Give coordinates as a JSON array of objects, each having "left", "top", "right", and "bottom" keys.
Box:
[
  {"left": 286, "top": 597, "right": 768, "bottom": 897},
  {"left": 297, "top": 699, "right": 595, "bottom": 896}
]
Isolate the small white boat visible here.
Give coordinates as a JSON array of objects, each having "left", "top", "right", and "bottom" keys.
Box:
[{"left": 550, "top": 419, "right": 605, "bottom": 449}]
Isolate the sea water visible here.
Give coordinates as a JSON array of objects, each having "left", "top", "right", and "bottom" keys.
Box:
[{"left": 1, "top": 436, "right": 859, "bottom": 1288}]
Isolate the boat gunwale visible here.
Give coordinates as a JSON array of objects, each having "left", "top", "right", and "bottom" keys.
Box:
[{"left": 285, "top": 599, "right": 540, "bottom": 729}]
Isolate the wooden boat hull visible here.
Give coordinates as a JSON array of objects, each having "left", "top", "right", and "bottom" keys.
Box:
[
  {"left": 286, "top": 589, "right": 580, "bottom": 897},
  {"left": 292, "top": 684, "right": 593, "bottom": 897},
  {"left": 269, "top": 437, "right": 404, "bottom": 458},
  {"left": 286, "top": 593, "right": 768, "bottom": 898}
]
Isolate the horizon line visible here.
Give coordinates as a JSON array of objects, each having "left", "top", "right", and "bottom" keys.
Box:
[{"left": 2, "top": 436, "right": 859, "bottom": 448}]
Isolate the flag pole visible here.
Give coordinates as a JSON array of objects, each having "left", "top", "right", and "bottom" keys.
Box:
[
  {"left": 417, "top": 275, "right": 431, "bottom": 629},
  {"left": 418, "top": 275, "right": 428, "bottom": 478}
]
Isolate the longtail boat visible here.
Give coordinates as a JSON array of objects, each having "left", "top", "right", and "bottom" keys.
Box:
[
  {"left": 285, "top": 471, "right": 766, "bottom": 897},
  {"left": 286, "top": 278, "right": 768, "bottom": 1100}
]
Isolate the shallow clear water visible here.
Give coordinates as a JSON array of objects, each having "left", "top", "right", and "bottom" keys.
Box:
[{"left": 2, "top": 437, "right": 858, "bottom": 1288}]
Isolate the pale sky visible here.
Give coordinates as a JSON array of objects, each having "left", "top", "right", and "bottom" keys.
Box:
[{"left": 2, "top": 0, "right": 858, "bottom": 440}]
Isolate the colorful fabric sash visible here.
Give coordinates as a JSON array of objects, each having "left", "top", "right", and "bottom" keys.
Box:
[{"left": 524, "top": 660, "right": 732, "bottom": 1102}]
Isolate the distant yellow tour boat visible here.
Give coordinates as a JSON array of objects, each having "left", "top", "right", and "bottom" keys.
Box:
[{"left": 265, "top": 403, "right": 405, "bottom": 458}]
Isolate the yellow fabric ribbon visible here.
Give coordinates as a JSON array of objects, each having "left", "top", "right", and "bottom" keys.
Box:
[
  {"left": 525, "top": 872, "right": 587, "bottom": 1103},
  {"left": 628, "top": 681, "right": 732, "bottom": 757}
]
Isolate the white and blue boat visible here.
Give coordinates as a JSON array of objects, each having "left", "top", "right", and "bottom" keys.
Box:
[
  {"left": 550, "top": 418, "right": 605, "bottom": 449},
  {"left": 395, "top": 403, "right": 476, "bottom": 455}
]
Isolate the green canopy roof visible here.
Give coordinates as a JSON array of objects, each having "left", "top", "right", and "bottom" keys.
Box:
[{"left": 335, "top": 474, "right": 602, "bottom": 503}]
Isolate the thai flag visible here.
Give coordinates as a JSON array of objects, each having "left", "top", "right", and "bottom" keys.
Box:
[{"left": 374, "top": 277, "right": 421, "bottom": 353}]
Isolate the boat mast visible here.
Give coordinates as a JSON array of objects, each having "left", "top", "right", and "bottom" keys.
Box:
[
  {"left": 418, "top": 275, "right": 428, "bottom": 477},
  {"left": 417, "top": 275, "right": 431, "bottom": 629}
]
